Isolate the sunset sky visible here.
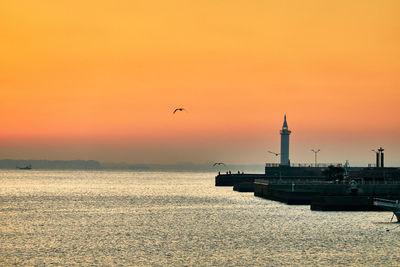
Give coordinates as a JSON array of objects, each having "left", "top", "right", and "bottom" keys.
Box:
[{"left": 1, "top": 0, "right": 399, "bottom": 166}]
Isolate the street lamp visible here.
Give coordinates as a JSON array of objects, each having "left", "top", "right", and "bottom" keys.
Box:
[{"left": 311, "top": 149, "right": 320, "bottom": 167}]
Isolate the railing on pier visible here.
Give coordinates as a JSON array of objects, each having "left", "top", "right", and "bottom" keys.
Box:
[
  {"left": 255, "top": 178, "right": 400, "bottom": 185},
  {"left": 255, "top": 178, "right": 332, "bottom": 185},
  {"left": 265, "top": 163, "right": 344, "bottom": 168},
  {"left": 265, "top": 163, "right": 280, "bottom": 167}
]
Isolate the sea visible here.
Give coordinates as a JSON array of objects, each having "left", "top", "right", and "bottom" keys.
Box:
[{"left": 1, "top": 170, "right": 399, "bottom": 266}]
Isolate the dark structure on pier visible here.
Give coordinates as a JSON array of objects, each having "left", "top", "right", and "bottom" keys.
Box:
[{"left": 215, "top": 115, "right": 400, "bottom": 211}]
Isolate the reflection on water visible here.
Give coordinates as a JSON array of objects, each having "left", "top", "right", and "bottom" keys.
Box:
[{"left": 0, "top": 170, "right": 399, "bottom": 266}]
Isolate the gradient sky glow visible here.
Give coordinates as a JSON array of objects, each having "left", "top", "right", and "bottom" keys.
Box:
[{"left": 1, "top": 0, "right": 399, "bottom": 165}]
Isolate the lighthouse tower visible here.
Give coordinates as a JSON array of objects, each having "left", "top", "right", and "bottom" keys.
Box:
[{"left": 280, "top": 114, "right": 291, "bottom": 166}]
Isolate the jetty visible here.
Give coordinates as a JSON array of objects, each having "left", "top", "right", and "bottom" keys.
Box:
[
  {"left": 254, "top": 179, "right": 400, "bottom": 211},
  {"left": 215, "top": 115, "right": 400, "bottom": 213},
  {"left": 215, "top": 173, "right": 265, "bottom": 187},
  {"left": 216, "top": 165, "right": 400, "bottom": 211}
]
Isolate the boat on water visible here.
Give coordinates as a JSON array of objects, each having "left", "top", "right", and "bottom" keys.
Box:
[
  {"left": 373, "top": 198, "right": 400, "bottom": 222},
  {"left": 16, "top": 164, "right": 32, "bottom": 170}
]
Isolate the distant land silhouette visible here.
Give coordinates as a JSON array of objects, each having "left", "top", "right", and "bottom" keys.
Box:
[
  {"left": 0, "top": 159, "right": 102, "bottom": 170},
  {"left": 0, "top": 159, "right": 264, "bottom": 172}
]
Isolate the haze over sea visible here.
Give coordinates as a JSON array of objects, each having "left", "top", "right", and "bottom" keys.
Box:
[{"left": 1, "top": 170, "right": 399, "bottom": 266}]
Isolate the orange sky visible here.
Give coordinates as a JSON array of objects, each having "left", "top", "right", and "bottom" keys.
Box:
[{"left": 1, "top": 0, "right": 399, "bottom": 165}]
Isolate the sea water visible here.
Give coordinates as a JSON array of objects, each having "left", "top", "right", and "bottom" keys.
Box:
[{"left": 0, "top": 170, "right": 399, "bottom": 266}]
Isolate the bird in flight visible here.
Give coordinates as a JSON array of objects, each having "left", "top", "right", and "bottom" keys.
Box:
[
  {"left": 213, "top": 162, "right": 225, "bottom": 166},
  {"left": 268, "top": 151, "right": 280, "bottom": 156},
  {"left": 173, "top": 108, "right": 186, "bottom": 114}
]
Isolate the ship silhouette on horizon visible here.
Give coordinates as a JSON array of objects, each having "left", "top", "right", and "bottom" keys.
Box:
[{"left": 16, "top": 164, "right": 32, "bottom": 170}]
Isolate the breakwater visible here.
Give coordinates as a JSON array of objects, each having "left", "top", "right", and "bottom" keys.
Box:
[
  {"left": 215, "top": 165, "right": 400, "bottom": 211},
  {"left": 215, "top": 173, "right": 327, "bottom": 187},
  {"left": 254, "top": 180, "right": 400, "bottom": 211},
  {"left": 215, "top": 173, "right": 265, "bottom": 186}
]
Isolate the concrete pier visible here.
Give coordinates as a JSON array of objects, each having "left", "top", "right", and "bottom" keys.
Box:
[
  {"left": 233, "top": 182, "right": 254, "bottom": 192},
  {"left": 254, "top": 180, "right": 400, "bottom": 210},
  {"left": 215, "top": 174, "right": 266, "bottom": 186},
  {"left": 254, "top": 182, "right": 320, "bottom": 204},
  {"left": 311, "top": 196, "right": 379, "bottom": 211}
]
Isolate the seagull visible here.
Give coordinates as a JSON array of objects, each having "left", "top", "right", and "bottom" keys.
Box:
[
  {"left": 268, "top": 151, "right": 280, "bottom": 156},
  {"left": 173, "top": 108, "right": 186, "bottom": 114},
  {"left": 213, "top": 162, "right": 225, "bottom": 166}
]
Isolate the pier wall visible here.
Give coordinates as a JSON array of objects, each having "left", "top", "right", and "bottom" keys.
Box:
[
  {"left": 254, "top": 181, "right": 400, "bottom": 210},
  {"left": 215, "top": 174, "right": 266, "bottom": 186}
]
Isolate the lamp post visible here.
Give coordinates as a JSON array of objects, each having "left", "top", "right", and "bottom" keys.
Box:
[{"left": 311, "top": 149, "right": 320, "bottom": 167}]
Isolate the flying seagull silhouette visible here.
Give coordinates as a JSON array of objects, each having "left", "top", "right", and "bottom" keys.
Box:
[
  {"left": 173, "top": 108, "right": 186, "bottom": 114},
  {"left": 268, "top": 151, "right": 280, "bottom": 156},
  {"left": 213, "top": 162, "right": 225, "bottom": 166}
]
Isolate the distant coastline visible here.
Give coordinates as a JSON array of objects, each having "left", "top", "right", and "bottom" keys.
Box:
[
  {"left": 0, "top": 159, "right": 102, "bottom": 170},
  {"left": 0, "top": 159, "right": 264, "bottom": 172}
]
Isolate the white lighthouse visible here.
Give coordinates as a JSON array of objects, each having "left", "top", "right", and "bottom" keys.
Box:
[{"left": 280, "top": 114, "right": 291, "bottom": 166}]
